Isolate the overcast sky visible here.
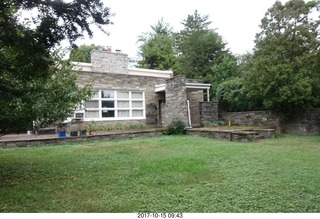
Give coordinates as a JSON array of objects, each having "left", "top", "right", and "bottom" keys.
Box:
[{"left": 74, "top": 0, "right": 288, "bottom": 58}]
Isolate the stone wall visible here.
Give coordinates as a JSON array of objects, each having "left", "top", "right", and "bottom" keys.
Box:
[
  {"left": 91, "top": 50, "right": 128, "bottom": 74},
  {"left": 200, "top": 102, "right": 218, "bottom": 126},
  {"left": 218, "top": 109, "right": 320, "bottom": 135},
  {"left": 218, "top": 111, "right": 277, "bottom": 127},
  {"left": 283, "top": 109, "right": 320, "bottom": 135}
]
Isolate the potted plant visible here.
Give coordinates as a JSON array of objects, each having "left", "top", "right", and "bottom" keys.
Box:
[{"left": 88, "top": 120, "right": 95, "bottom": 135}]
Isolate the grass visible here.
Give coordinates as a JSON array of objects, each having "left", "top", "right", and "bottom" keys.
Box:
[{"left": 0, "top": 134, "right": 320, "bottom": 212}]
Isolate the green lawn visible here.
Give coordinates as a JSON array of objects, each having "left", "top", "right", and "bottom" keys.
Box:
[{"left": 0, "top": 135, "right": 319, "bottom": 212}]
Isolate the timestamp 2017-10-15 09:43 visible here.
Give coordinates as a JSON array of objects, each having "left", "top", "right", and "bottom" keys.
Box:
[{"left": 137, "top": 213, "right": 183, "bottom": 218}]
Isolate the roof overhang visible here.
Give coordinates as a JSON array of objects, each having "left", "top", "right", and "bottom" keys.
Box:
[
  {"left": 155, "top": 84, "right": 166, "bottom": 92},
  {"left": 155, "top": 82, "right": 211, "bottom": 93},
  {"left": 185, "top": 83, "right": 211, "bottom": 90}
]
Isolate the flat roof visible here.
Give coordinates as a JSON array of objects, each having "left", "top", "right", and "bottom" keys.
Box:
[
  {"left": 155, "top": 82, "right": 211, "bottom": 93},
  {"left": 71, "top": 62, "right": 173, "bottom": 78}
]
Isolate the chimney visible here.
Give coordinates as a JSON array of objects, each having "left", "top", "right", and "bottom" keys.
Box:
[
  {"left": 106, "top": 46, "right": 112, "bottom": 52},
  {"left": 91, "top": 49, "right": 128, "bottom": 74}
]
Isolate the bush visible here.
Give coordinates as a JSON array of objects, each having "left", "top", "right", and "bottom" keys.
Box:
[
  {"left": 129, "top": 124, "right": 146, "bottom": 129},
  {"left": 205, "top": 121, "right": 225, "bottom": 127},
  {"left": 164, "top": 119, "right": 186, "bottom": 135}
]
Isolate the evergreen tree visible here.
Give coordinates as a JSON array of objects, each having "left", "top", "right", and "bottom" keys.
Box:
[
  {"left": 175, "top": 10, "right": 227, "bottom": 80},
  {"left": 137, "top": 18, "right": 176, "bottom": 70}
]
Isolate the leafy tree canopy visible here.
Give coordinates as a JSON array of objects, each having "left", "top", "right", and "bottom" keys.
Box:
[
  {"left": 0, "top": 0, "right": 112, "bottom": 132},
  {"left": 244, "top": 0, "right": 320, "bottom": 119},
  {"left": 69, "top": 44, "right": 104, "bottom": 63},
  {"left": 210, "top": 54, "right": 239, "bottom": 99}
]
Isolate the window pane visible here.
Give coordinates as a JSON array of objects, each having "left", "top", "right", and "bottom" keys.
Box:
[
  {"left": 102, "top": 101, "right": 114, "bottom": 108},
  {"left": 132, "top": 110, "right": 143, "bottom": 117},
  {"left": 118, "top": 101, "right": 129, "bottom": 108},
  {"left": 85, "top": 111, "right": 99, "bottom": 118},
  {"left": 118, "top": 110, "right": 130, "bottom": 118},
  {"left": 132, "top": 92, "right": 143, "bottom": 99},
  {"left": 101, "top": 90, "right": 114, "bottom": 98},
  {"left": 117, "top": 91, "right": 129, "bottom": 99},
  {"left": 85, "top": 100, "right": 99, "bottom": 108},
  {"left": 102, "top": 110, "right": 115, "bottom": 118},
  {"left": 132, "top": 101, "right": 143, "bottom": 108}
]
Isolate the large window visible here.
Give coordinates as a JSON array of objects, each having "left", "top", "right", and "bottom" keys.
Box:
[{"left": 84, "top": 90, "right": 145, "bottom": 120}]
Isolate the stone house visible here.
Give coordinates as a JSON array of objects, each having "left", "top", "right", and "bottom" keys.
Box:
[{"left": 72, "top": 49, "right": 217, "bottom": 128}]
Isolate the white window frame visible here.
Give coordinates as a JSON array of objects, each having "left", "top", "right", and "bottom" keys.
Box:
[{"left": 82, "top": 90, "right": 145, "bottom": 121}]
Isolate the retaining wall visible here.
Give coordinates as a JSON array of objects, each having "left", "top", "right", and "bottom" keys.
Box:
[
  {"left": 0, "top": 129, "right": 164, "bottom": 149},
  {"left": 218, "top": 111, "right": 277, "bottom": 127},
  {"left": 218, "top": 109, "right": 320, "bottom": 135}
]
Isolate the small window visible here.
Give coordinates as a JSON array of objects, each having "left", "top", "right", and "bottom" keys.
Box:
[
  {"left": 132, "top": 92, "right": 143, "bottom": 99},
  {"left": 102, "top": 101, "right": 114, "bottom": 108},
  {"left": 85, "top": 111, "right": 99, "bottom": 118},
  {"left": 85, "top": 100, "right": 99, "bottom": 108},
  {"left": 101, "top": 90, "right": 114, "bottom": 99},
  {"left": 117, "top": 91, "right": 129, "bottom": 99},
  {"left": 102, "top": 110, "right": 115, "bottom": 118},
  {"left": 132, "top": 101, "right": 143, "bottom": 108},
  {"left": 132, "top": 110, "right": 143, "bottom": 117},
  {"left": 118, "top": 101, "right": 129, "bottom": 108},
  {"left": 118, "top": 110, "right": 130, "bottom": 118}
]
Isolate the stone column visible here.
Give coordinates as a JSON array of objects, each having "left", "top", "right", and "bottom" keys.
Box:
[{"left": 162, "top": 76, "right": 188, "bottom": 126}]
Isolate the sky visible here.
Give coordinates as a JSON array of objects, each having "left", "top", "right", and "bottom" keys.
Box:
[{"left": 74, "top": 0, "right": 288, "bottom": 58}]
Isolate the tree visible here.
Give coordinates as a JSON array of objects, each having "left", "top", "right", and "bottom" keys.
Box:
[
  {"left": 137, "top": 18, "right": 176, "bottom": 70},
  {"left": 175, "top": 10, "right": 227, "bottom": 80},
  {"left": 244, "top": 0, "right": 320, "bottom": 120},
  {"left": 216, "top": 77, "right": 248, "bottom": 112},
  {"left": 214, "top": 52, "right": 265, "bottom": 112},
  {"left": 0, "top": 53, "right": 93, "bottom": 132},
  {"left": 69, "top": 44, "right": 104, "bottom": 63},
  {"left": 0, "top": 0, "right": 112, "bottom": 132},
  {"left": 210, "top": 53, "right": 239, "bottom": 100}
]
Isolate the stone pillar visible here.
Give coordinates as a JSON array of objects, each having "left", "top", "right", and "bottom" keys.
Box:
[{"left": 162, "top": 76, "right": 188, "bottom": 127}]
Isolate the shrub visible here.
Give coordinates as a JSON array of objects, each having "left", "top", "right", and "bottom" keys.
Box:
[
  {"left": 164, "top": 119, "right": 186, "bottom": 135},
  {"left": 114, "top": 123, "right": 124, "bottom": 130},
  {"left": 129, "top": 124, "right": 146, "bottom": 129},
  {"left": 205, "top": 121, "right": 225, "bottom": 127}
]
